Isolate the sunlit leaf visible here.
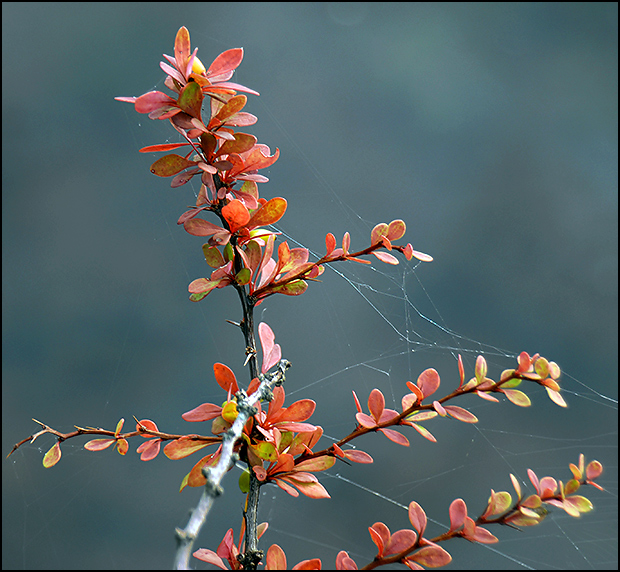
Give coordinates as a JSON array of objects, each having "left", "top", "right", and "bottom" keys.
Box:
[
  {"left": 343, "top": 449, "right": 373, "bottom": 464},
  {"left": 417, "top": 368, "right": 440, "bottom": 399},
  {"left": 42, "top": 442, "right": 61, "bottom": 468},
  {"left": 250, "top": 441, "right": 278, "bottom": 462},
  {"left": 247, "top": 197, "right": 287, "bottom": 228},
  {"left": 116, "top": 438, "right": 129, "bottom": 455},
  {"left": 265, "top": 544, "right": 287, "bottom": 571},
  {"left": 294, "top": 455, "right": 336, "bottom": 473},
  {"left": 373, "top": 251, "right": 399, "bottom": 265},
  {"left": 503, "top": 389, "right": 531, "bottom": 407},
  {"left": 411, "top": 423, "right": 436, "bottom": 442},
  {"left": 586, "top": 460, "right": 603, "bottom": 481},
  {"left": 408, "top": 544, "right": 452, "bottom": 568},
  {"left": 164, "top": 436, "right": 218, "bottom": 460},
  {"left": 84, "top": 438, "right": 115, "bottom": 451},
  {"left": 546, "top": 387, "right": 567, "bottom": 407},
  {"left": 380, "top": 428, "right": 410, "bottom": 446},
  {"left": 387, "top": 219, "right": 406, "bottom": 240},
  {"left": 444, "top": 405, "right": 478, "bottom": 423}
]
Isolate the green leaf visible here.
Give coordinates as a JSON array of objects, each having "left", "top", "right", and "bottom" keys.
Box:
[
  {"left": 269, "top": 280, "right": 308, "bottom": 296},
  {"left": 177, "top": 81, "right": 203, "bottom": 119},
  {"left": 202, "top": 245, "right": 225, "bottom": 268},
  {"left": 235, "top": 267, "right": 251, "bottom": 285},
  {"left": 239, "top": 469, "right": 251, "bottom": 493},
  {"left": 250, "top": 441, "right": 278, "bottom": 462}
]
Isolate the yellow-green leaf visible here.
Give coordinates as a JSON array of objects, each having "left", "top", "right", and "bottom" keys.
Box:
[
  {"left": 503, "top": 389, "right": 531, "bottom": 407},
  {"left": 43, "top": 442, "right": 61, "bottom": 468}
]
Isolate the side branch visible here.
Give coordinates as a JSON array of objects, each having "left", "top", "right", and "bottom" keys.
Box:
[{"left": 174, "top": 359, "right": 291, "bottom": 570}]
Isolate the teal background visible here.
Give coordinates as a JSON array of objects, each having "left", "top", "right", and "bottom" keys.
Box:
[{"left": 3, "top": 3, "right": 617, "bottom": 569}]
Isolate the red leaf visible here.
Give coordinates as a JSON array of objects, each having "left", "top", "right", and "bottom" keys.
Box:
[
  {"left": 408, "top": 544, "right": 452, "bottom": 568},
  {"left": 136, "top": 438, "right": 161, "bottom": 461},
  {"left": 368, "top": 389, "right": 385, "bottom": 421},
  {"left": 336, "top": 551, "right": 358, "bottom": 570},
  {"left": 259, "top": 322, "right": 281, "bottom": 373},
  {"left": 408, "top": 501, "right": 427, "bottom": 535},
  {"left": 444, "top": 405, "right": 478, "bottom": 423},
  {"left": 84, "top": 438, "right": 115, "bottom": 452},
  {"left": 356, "top": 412, "right": 377, "bottom": 428},
  {"left": 380, "top": 428, "right": 410, "bottom": 447},
  {"left": 207, "top": 48, "right": 244, "bottom": 81},
  {"left": 182, "top": 402, "right": 222, "bottom": 422},
  {"left": 184, "top": 218, "right": 227, "bottom": 238},
  {"left": 139, "top": 142, "right": 189, "bottom": 153},
  {"left": 449, "top": 498, "right": 467, "bottom": 531},
  {"left": 369, "top": 522, "right": 390, "bottom": 556},
  {"left": 368, "top": 526, "right": 385, "bottom": 557},
  {"left": 270, "top": 399, "right": 316, "bottom": 424},
  {"left": 343, "top": 449, "right": 373, "bottom": 464},
  {"left": 373, "top": 251, "right": 399, "bottom": 265},
  {"left": 387, "top": 219, "right": 406, "bottom": 240},
  {"left": 325, "top": 233, "right": 336, "bottom": 256},
  {"left": 385, "top": 529, "right": 417, "bottom": 556},
  {"left": 214, "top": 363, "right": 239, "bottom": 394},
  {"left": 416, "top": 368, "right": 440, "bottom": 399},
  {"left": 193, "top": 548, "right": 227, "bottom": 569},
  {"left": 134, "top": 91, "right": 177, "bottom": 114}
]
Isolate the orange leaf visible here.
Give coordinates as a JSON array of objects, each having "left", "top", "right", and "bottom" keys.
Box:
[
  {"left": 164, "top": 436, "right": 219, "bottom": 460},
  {"left": 247, "top": 197, "right": 287, "bottom": 228},
  {"left": 266, "top": 544, "right": 287, "bottom": 570},
  {"left": 222, "top": 199, "right": 251, "bottom": 233}
]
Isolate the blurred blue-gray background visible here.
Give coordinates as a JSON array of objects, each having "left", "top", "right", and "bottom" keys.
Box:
[{"left": 3, "top": 3, "right": 617, "bottom": 570}]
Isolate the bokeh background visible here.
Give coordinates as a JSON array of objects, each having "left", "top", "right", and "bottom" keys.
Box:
[{"left": 3, "top": 3, "right": 617, "bottom": 570}]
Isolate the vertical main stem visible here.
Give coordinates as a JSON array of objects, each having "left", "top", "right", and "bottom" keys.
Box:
[{"left": 232, "top": 248, "right": 262, "bottom": 568}]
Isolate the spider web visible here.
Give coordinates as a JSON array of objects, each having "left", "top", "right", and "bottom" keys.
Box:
[{"left": 3, "top": 6, "right": 617, "bottom": 571}]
